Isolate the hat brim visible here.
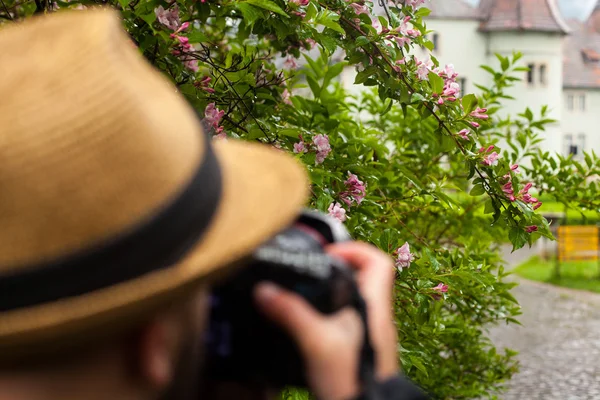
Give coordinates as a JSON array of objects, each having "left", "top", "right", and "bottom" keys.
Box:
[{"left": 0, "top": 139, "right": 309, "bottom": 352}]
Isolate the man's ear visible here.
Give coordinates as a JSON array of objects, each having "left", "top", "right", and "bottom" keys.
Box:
[{"left": 131, "top": 314, "right": 183, "bottom": 390}]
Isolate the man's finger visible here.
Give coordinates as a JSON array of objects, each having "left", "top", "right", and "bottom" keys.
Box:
[
  {"left": 326, "top": 242, "right": 395, "bottom": 301},
  {"left": 253, "top": 282, "right": 325, "bottom": 351}
]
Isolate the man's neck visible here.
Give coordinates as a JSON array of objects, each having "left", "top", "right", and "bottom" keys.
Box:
[{"left": 0, "top": 351, "right": 147, "bottom": 400}]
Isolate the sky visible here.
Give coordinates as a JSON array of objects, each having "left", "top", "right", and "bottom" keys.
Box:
[{"left": 463, "top": 0, "right": 597, "bottom": 20}]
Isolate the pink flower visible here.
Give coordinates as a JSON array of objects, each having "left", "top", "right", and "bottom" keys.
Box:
[
  {"left": 174, "top": 21, "right": 190, "bottom": 34},
  {"left": 284, "top": 56, "right": 298, "bottom": 70},
  {"left": 290, "top": 0, "right": 309, "bottom": 5},
  {"left": 443, "top": 82, "right": 460, "bottom": 97},
  {"left": 313, "top": 134, "right": 330, "bottom": 152},
  {"left": 183, "top": 58, "right": 199, "bottom": 73},
  {"left": 213, "top": 126, "right": 227, "bottom": 140},
  {"left": 443, "top": 64, "right": 458, "bottom": 80},
  {"left": 395, "top": 242, "right": 415, "bottom": 271},
  {"left": 204, "top": 103, "right": 225, "bottom": 129},
  {"left": 525, "top": 225, "right": 538, "bottom": 233},
  {"left": 293, "top": 141, "right": 308, "bottom": 153},
  {"left": 510, "top": 164, "right": 521, "bottom": 174},
  {"left": 340, "top": 172, "right": 367, "bottom": 206},
  {"left": 313, "top": 134, "right": 331, "bottom": 165},
  {"left": 406, "top": 0, "right": 426, "bottom": 9},
  {"left": 502, "top": 182, "right": 514, "bottom": 196},
  {"left": 282, "top": 89, "right": 293, "bottom": 105},
  {"left": 482, "top": 152, "right": 500, "bottom": 167},
  {"left": 155, "top": 5, "right": 181, "bottom": 30},
  {"left": 302, "top": 38, "right": 317, "bottom": 50},
  {"left": 417, "top": 63, "right": 429, "bottom": 81},
  {"left": 457, "top": 129, "right": 470, "bottom": 140},
  {"left": 328, "top": 202, "right": 347, "bottom": 222},
  {"left": 433, "top": 283, "right": 448, "bottom": 293},
  {"left": 470, "top": 107, "right": 489, "bottom": 120},
  {"left": 292, "top": 10, "right": 306, "bottom": 17},
  {"left": 349, "top": 2, "right": 369, "bottom": 15},
  {"left": 371, "top": 17, "right": 383, "bottom": 34},
  {"left": 470, "top": 121, "right": 481, "bottom": 128},
  {"left": 520, "top": 182, "right": 533, "bottom": 194},
  {"left": 533, "top": 201, "right": 543, "bottom": 210}
]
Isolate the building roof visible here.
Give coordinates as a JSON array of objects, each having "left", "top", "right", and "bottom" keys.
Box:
[
  {"left": 563, "top": 16, "right": 600, "bottom": 89},
  {"left": 479, "top": 0, "right": 569, "bottom": 34},
  {"left": 425, "top": 0, "right": 480, "bottom": 20}
]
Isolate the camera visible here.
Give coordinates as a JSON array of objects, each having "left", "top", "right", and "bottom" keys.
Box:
[{"left": 203, "top": 210, "right": 364, "bottom": 388}]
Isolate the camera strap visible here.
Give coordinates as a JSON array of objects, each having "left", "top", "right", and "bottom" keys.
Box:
[
  {"left": 351, "top": 287, "right": 380, "bottom": 399},
  {"left": 351, "top": 290, "right": 430, "bottom": 400}
]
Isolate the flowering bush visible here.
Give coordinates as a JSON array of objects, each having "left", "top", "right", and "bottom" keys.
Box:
[{"left": 5, "top": 0, "right": 600, "bottom": 398}]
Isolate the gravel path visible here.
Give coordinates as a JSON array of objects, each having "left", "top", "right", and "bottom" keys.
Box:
[{"left": 487, "top": 246, "right": 600, "bottom": 399}]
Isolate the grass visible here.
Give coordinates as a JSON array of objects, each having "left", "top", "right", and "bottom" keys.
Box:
[{"left": 514, "top": 255, "right": 600, "bottom": 293}]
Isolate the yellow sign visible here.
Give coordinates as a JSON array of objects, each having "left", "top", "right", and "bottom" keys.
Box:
[{"left": 558, "top": 226, "right": 600, "bottom": 262}]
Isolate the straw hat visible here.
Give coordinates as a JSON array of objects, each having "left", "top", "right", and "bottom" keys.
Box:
[{"left": 0, "top": 9, "right": 308, "bottom": 356}]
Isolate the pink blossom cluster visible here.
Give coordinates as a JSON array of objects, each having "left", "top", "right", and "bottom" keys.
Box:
[
  {"left": 283, "top": 56, "right": 298, "bottom": 70},
  {"left": 433, "top": 64, "right": 461, "bottom": 105},
  {"left": 432, "top": 282, "right": 449, "bottom": 300},
  {"left": 340, "top": 172, "right": 366, "bottom": 206},
  {"left": 293, "top": 134, "right": 332, "bottom": 165},
  {"left": 282, "top": 89, "right": 293, "bottom": 106},
  {"left": 386, "top": 16, "right": 421, "bottom": 48},
  {"left": 314, "top": 134, "right": 331, "bottom": 164},
  {"left": 405, "top": 0, "right": 427, "bottom": 10},
  {"left": 171, "top": 29, "right": 199, "bottom": 73},
  {"left": 194, "top": 76, "right": 215, "bottom": 94},
  {"left": 349, "top": 2, "right": 369, "bottom": 16},
  {"left": 395, "top": 242, "right": 415, "bottom": 271},
  {"left": 154, "top": 7, "right": 198, "bottom": 73},
  {"left": 204, "top": 103, "right": 227, "bottom": 139},
  {"left": 155, "top": 5, "right": 180, "bottom": 31},
  {"left": 500, "top": 164, "right": 542, "bottom": 210},
  {"left": 328, "top": 202, "right": 347, "bottom": 222},
  {"left": 479, "top": 145, "right": 500, "bottom": 167}
]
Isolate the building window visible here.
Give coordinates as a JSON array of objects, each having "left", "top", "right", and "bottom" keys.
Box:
[
  {"left": 580, "top": 94, "right": 586, "bottom": 111},
  {"left": 565, "top": 134, "right": 577, "bottom": 156},
  {"left": 527, "top": 63, "right": 535, "bottom": 84},
  {"left": 459, "top": 77, "right": 467, "bottom": 97},
  {"left": 539, "top": 64, "right": 547, "bottom": 85},
  {"left": 432, "top": 33, "right": 439, "bottom": 52},
  {"left": 578, "top": 133, "right": 586, "bottom": 155},
  {"left": 567, "top": 94, "right": 575, "bottom": 110}
]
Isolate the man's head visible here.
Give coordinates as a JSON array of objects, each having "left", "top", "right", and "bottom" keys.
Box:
[{"left": 0, "top": 8, "right": 307, "bottom": 400}]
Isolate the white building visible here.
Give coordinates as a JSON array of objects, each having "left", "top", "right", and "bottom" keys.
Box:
[{"left": 345, "top": 0, "right": 600, "bottom": 158}]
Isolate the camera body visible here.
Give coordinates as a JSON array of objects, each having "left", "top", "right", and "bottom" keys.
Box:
[{"left": 204, "top": 210, "right": 359, "bottom": 388}]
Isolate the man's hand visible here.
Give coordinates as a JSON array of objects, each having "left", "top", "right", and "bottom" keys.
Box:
[{"left": 254, "top": 241, "right": 399, "bottom": 400}]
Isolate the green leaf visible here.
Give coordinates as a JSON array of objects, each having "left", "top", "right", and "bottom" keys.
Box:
[
  {"left": 484, "top": 199, "right": 495, "bottom": 214},
  {"left": 186, "top": 31, "right": 209, "bottom": 43},
  {"left": 317, "top": 10, "right": 345, "bottom": 34},
  {"left": 116, "top": 0, "right": 130, "bottom": 10},
  {"left": 323, "top": 62, "right": 345, "bottom": 89},
  {"left": 235, "top": 3, "right": 264, "bottom": 26},
  {"left": 305, "top": 1, "right": 318, "bottom": 20},
  {"left": 428, "top": 72, "right": 444, "bottom": 94},
  {"left": 470, "top": 184, "right": 485, "bottom": 196},
  {"left": 509, "top": 227, "right": 529, "bottom": 251},
  {"left": 306, "top": 75, "right": 321, "bottom": 98},
  {"left": 354, "top": 66, "right": 377, "bottom": 85},
  {"left": 462, "top": 94, "right": 477, "bottom": 114},
  {"left": 378, "top": 229, "right": 399, "bottom": 253},
  {"left": 279, "top": 128, "right": 301, "bottom": 137},
  {"left": 355, "top": 35, "right": 370, "bottom": 47},
  {"left": 243, "top": 0, "right": 289, "bottom": 17}
]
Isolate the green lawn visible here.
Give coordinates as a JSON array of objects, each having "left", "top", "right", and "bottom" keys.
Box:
[{"left": 514, "top": 256, "right": 600, "bottom": 293}]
